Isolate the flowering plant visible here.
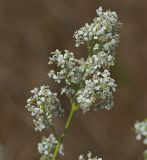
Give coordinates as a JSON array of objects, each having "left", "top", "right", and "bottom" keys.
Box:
[{"left": 25, "top": 6, "right": 120, "bottom": 160}]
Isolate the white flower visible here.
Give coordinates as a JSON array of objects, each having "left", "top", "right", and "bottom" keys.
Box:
[
  {"left": 135, "top": 119, "right": 147, "bottom": 145},
  {"left": 25, "top": 6, "right": 120, "bottom": 160},
  {"left": 47, "top": 6, "right": 119, "bottom": 113},
  {"left": 25, "top": 85, "right": 64, "bottom": 131},
  {"left": 73, "top": 6, "right": 119, "bottom": 54},
  {"left": 79, "top": 151, "right": 102, "bottom": 160},
  {"left": 76, "top": 69, "right": 116, "bottom": 113},
  {"left": 38, "top": 134, "right": 64, "bottom": 159},
  {"left": 48, "top": 50, "right": 83, "bottom": 85}
]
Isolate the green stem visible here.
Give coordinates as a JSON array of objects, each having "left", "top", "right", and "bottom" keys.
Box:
[{"left": 52, "top": 102, "right": 77, "bottom": 160}]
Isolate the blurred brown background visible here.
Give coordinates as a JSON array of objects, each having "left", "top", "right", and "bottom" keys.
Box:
[{"left": 0, "top": 0, "right": 147, "bottom": 160}]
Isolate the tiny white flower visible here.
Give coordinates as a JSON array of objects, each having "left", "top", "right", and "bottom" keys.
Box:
[
  {"left": 26, "top": 85, "right": 64, "bottom": 131},
  {"left": 38, "top": 134, "right": 64, "bottom": 159},
  {"left": 79, "top": 151, "right": 102, "bottom": 160}
]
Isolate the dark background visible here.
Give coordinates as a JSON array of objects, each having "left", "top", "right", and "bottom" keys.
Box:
[{"left": 0, "top": 0, "right": 147, "bottom": 160}]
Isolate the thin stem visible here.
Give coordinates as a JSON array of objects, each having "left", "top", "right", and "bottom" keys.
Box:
[
  {"left": 50, "top": 125, "right": 59, "bottom": 141},
  {"left": 52, "top": 102, "right": 77, "bottom": 160}
]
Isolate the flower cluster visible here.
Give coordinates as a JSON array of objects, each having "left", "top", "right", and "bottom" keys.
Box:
[
  {"left": 38, "top": 134, "right": 64, "bottom": 160},
  {"left": 86, "top": 53, "right": 114, "bottom": 73},
  {"left": 79, "top": 151, "right": 102, "bottom": 160},
  {"left": 47, "top": 6, "right": 119, "bottom": 113},
  {"left": 73, "top": 7, "right": 119, "bottom": 52},
  {"left": 25, "top": 86, "right": 63, "bottom": 131},
  {"left": 76, "top": 69, "right": 116, "bottom": 112},
  {"left": 48, "top": 49, "right": 84, "bottom": 86},
  {"left": 134, "top": 119, "right": 147, "bottom": 144}
]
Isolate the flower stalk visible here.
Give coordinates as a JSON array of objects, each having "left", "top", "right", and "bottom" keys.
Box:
[{"left": 52, "top": 102, "right": 77, "bottom": 160}]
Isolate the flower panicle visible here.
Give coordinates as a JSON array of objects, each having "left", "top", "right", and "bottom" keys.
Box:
[
  {"left": 47, "top": 6, "right": 119, "bottom": 113},
  {"left": 73, "top": 6, "right": 120, "bottom": 57},
  {"left": 25, "top": 6, "right": 120, "bottom": 160}
]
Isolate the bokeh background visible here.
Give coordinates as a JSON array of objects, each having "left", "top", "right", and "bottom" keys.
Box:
[{"left": 0, "top": 0, "right": 147, "bottom": 160}]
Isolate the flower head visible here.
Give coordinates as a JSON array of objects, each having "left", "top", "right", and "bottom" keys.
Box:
[
  {"left": 73, "top": 6, "right": 119, "bottom": 52},
  {"left": 26, "top": 85, "right": 63, "bottom": 131},
  {"left": 76, "top": 69, "right": 116, "bottom": 112},
  {"left": 38, "top": 134, "right": 64, "bottom": 160},
  {"left": 48, "top": 49, "right": 84, "bottom": 85}
]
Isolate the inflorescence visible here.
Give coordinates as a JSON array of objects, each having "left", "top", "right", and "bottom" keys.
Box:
[
  {"left": 25, "top": 6, "right": 120, "bottom": 160},
  {"left": 26, "top": 86, "right": 63, "bottom": 131},
  {"left": 38, "top": 134, "right": 64, "bottom": 160},
  {"left": 48, "top": 7, "right": 119, "bottom": 113}
]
